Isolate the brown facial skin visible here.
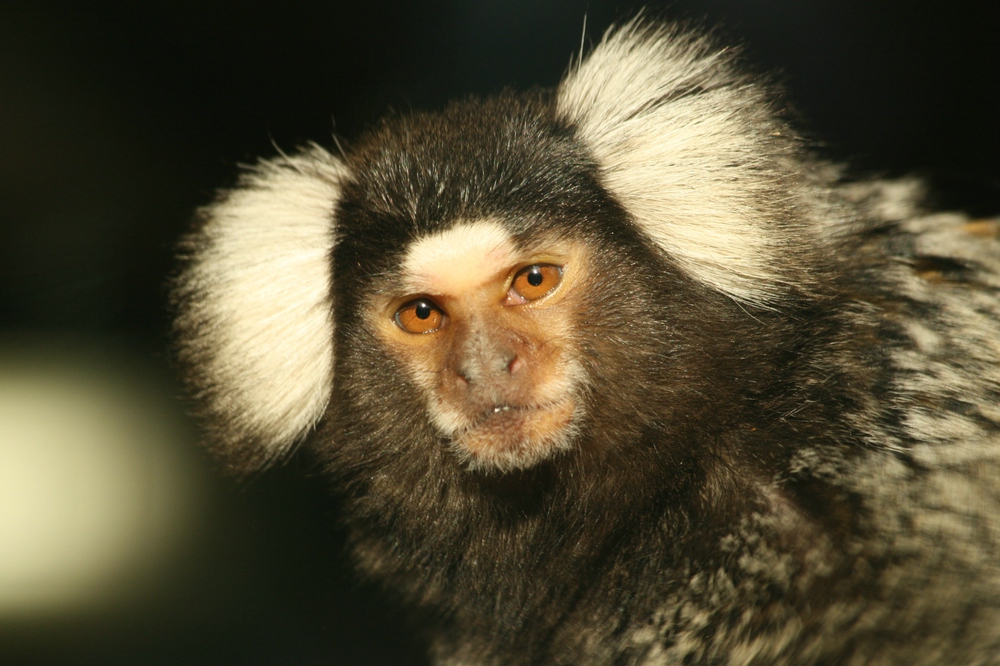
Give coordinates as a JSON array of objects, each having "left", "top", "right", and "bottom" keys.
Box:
[{"left": 372, "top": 234, "right": 590, "bottom": 472}]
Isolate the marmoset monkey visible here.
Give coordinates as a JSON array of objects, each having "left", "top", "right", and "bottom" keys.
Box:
[{"left": 173, "top": 19, "right": 1000, "bottom": 665}]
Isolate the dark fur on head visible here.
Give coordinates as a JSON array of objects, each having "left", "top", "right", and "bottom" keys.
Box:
[{"left": 174, "top": 20, "right": 1000, "bottom": 665}]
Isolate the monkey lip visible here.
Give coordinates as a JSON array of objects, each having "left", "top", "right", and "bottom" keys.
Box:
[
  {"left": 482, "top": 404, "right": 520, "bottom": 420},
  {"left": 470, "top": 402, "right": 554, "bottom": 428}
]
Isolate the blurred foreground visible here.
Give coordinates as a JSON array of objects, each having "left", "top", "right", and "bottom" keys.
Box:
[{"left": 0, "top": 340, "right": 424, "bottom": 665}]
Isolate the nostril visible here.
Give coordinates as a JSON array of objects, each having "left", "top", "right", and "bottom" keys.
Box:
[
  {"left": 507, "top": 356, "right": 523, "bottom": 375},
  {"left": 452, "top": 363, "right": 473, "bottom": 386}
]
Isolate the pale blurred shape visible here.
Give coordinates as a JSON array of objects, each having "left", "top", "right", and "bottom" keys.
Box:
[{"left": 0, "top": 345, "right": 198, "bottom": 615}]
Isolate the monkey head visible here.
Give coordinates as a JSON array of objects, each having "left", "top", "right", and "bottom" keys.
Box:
[{"left": 174, "top": 24, "right": 825, "bottom": 486}]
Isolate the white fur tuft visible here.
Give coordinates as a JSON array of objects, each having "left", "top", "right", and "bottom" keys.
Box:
[
  {"left": 175, "top": 144, "right": 347, "bottom": 470},
  {"left": 402, "top": 220, "right": 515, "bottom": 295},
  {"left": 558, "top": 22, "right": 799, "bottom": 306}
]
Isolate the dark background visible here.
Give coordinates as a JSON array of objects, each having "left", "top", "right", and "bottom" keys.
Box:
[{"left": 1, "top": 1, "right": 997, "bottom": 664}]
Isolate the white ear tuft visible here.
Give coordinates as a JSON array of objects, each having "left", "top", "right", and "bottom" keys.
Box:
[
  {"left": 558, "top": 22, "right": 802, "bottom": 306},
  {"left": 174, "top": 144, "right": 347, "bottom": 473}
]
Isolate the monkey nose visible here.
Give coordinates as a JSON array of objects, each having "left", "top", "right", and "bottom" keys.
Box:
[{"left": 456, "top": 352, "right": 521, "bottom": 386}]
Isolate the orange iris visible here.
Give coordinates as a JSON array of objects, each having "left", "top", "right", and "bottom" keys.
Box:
[
  {"left": 395, "top": 299, "right": 445, "bottom": 334},
  {"left": 511, "top": 264, "right": 562, "bottom": 301}
]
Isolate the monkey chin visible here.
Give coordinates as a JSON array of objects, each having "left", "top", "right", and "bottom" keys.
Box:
[{"left": 449, "top": 399, "right": 579, "bottom": 474}]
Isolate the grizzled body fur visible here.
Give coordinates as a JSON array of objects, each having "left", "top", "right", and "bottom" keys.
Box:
[{"left": 173, "top": 21, "right": 1000, "bottom": 665}]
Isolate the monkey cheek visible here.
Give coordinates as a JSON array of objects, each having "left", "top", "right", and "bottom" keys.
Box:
[{"left": 451, "top": 400, "right": 579, "bottom": 473}]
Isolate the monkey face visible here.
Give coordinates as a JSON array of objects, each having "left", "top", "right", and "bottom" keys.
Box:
[{"left": 370, "top": 221, "right": 590, "bottom": 473}]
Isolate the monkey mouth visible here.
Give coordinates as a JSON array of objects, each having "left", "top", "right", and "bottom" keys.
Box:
[
  {"left": 476, "top": 403, "right": 523, "bottom": 424},
  {"left": 467, "top": 401, "right": 560, "bottom": 429},
  {"left": 450, "top": 399, "right": 578, "bottom": 472}
]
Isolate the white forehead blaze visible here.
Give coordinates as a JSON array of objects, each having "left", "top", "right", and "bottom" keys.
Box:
[{"left": 402, "top": 220, "right": 515, "bottom": 295}]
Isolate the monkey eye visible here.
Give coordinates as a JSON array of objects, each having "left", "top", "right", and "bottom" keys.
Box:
[
  {"left": 395, "top": 298, "right": 445, "bottom": 334},
  {"left": 509, "top": 264, "right": 563, "bottom": 303}
]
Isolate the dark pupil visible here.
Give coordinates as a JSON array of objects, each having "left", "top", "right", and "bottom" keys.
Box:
[
  {"left": 415, "top": 302, "right": 432, "bottom": 320},
  {"left": 527, "top": 268, "right": 544, "bottom": 287}
]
